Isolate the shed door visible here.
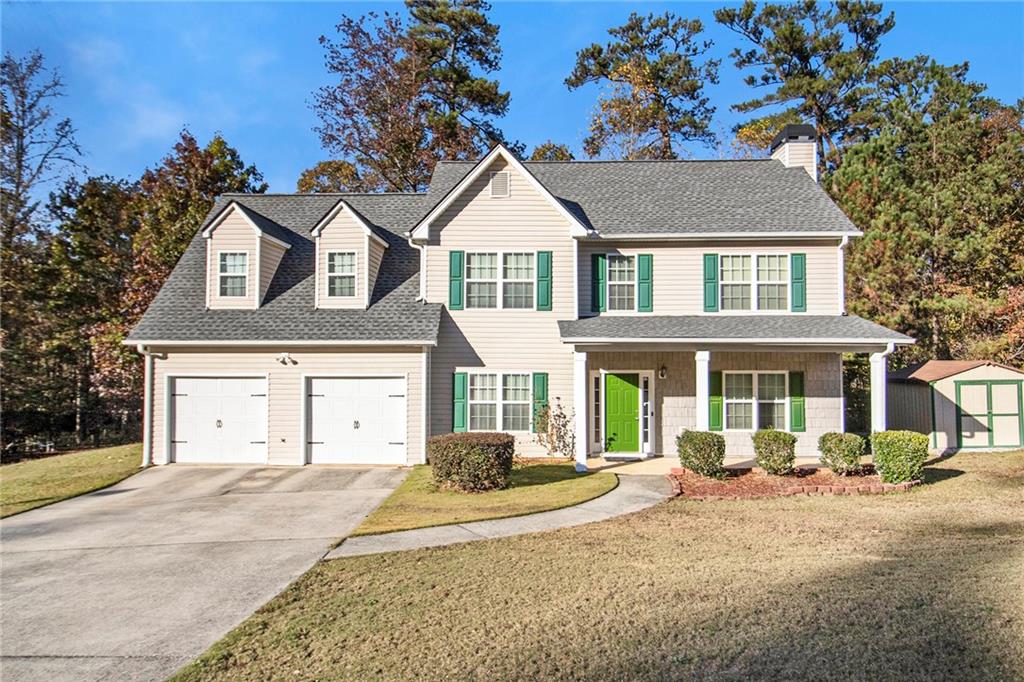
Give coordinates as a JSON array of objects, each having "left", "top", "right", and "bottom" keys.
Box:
[
  {"left": 171, "top": 377, "right": 268, "bottom": 463},
  {"left": 307, "top": 377, "right": 407, "bottom": 464},
  {"left": 957, "top": 380, "right": 1023, "bottom": 449}
]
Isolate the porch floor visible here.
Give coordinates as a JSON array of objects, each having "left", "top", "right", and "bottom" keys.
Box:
[{"left": 588, "top": 455, "right": 825, "bottom": 476}]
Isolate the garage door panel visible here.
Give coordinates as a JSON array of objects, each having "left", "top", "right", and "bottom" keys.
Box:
[
  {"left": 308, "top": 377, "right": 407, "bottom": 465},
  {"left": 992, "top": 415, "right": 1022, "bottom": 447},
  {"left": 172, "top": 377, "right": 267, "bottom": 464}
]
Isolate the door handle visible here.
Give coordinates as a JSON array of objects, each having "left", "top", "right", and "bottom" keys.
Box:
[
  {"left": 353, "top": 420, "right": 360, "bottom": 429},
  {"left": 216, "top": 419, "right": 223, "bottom": 428}
]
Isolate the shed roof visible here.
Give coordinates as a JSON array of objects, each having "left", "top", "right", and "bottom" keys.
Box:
[{"left": 889, "top": 360, "right": 1024, "bottom": 383}]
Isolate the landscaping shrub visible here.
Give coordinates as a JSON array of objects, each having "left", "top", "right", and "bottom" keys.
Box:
[
  {"left": 676, "top": 430, "right": 726, "bottom": 478},
  {"left": 428, "top": 432, "right": 515, "bottom": 492},
  {"left": 752, "top": 429, "right": 797, "bottom": 475},
  {"left": 871, "top": 430, "right": 928, "bottom": 484},
  {"left": 818, "top": 432, "right": 866, "bottom": 475}
]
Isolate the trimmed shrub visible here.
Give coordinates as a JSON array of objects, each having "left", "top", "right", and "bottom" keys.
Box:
[
  {"left": 428, "top": 432, "right": 515, "bottom": 492},
  {"left": 752, "top": 429, "right": 797, "bottom": 475},
  {"left": 676, "top": 430, "right": 726, "bottom": 479},
  {"left": 871, "top": 430, "right": 928, "bottom": 484},
  {"left": 818, "top": 432, "right": 866, "bottom": 475}
]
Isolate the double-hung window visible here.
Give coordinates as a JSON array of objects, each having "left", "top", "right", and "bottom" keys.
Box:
[
  {"left": 720, "top": 255, "right": 751, "bottom": 311},
  {"left": 720, "top": 254, "right": 790, "bottom": 311},
  {"left": 607, "top": 255, "right": 636, "bottom": 311},
  {"left": 218, "top": 252, "right": 248, "bottom": 297},
  {"left": 465, "top": 252, "right": 535, "bottom": 309},
  {"left": 326, "top": 251, "right": 356, "bottom": 297},
  {"left": 756, "top": 255, "right": 789, "bottom": 310},
  {"left": 502, "top": 253, "right": 534, "bottom": 309},
  {"left": 468, "top": 373, "right": 532, "bottom": 431},
  {"left": 724, "top": 372, "right": 788, "bottom": 431}
]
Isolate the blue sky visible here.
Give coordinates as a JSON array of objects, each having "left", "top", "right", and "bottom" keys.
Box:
[{"left": 4, "top": 1, "right": 1023, "bottom": 193}]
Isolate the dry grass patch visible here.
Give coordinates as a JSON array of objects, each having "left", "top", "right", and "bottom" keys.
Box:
[{"left": 173, "top": 451, "right": 1024, "bottom": 681}]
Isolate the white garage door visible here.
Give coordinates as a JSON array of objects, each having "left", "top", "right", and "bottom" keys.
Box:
[
  {"left": 171, "top": 377, "right": 268, "bottom": 464},
  {"left": 307, "top": 377, "right": 407, "bottom": 464}
]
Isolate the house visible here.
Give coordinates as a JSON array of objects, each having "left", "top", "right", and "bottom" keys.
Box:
[
  {"left": 888, "top": 360, "right": 1024, "bottom": 452},
  {"left": 126, "top": 124, "right": 913, "bottom": 471}
]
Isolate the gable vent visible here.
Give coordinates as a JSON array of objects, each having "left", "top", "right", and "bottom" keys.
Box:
[{"left": 489, "top": 171, "right": 510, "bottom": 198}]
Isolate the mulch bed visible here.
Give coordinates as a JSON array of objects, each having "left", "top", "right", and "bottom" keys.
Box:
[{"left": 669, "top": 464, "right": 920, "bottom": 500}]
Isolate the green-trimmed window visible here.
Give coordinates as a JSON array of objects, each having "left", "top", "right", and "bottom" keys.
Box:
[
  {"left": 502, "top": 253, "right": 535, "bottom": 309},
  {"left": 463, "top": 252, "right": 537, "bottom": 310},
  {"left": 719, "top": 254, "right": 793, "bottom": 312},
  {"left": 608, "top": 255, "right": 636, "bottom": 311},
  {"left": 467, "top": 372, "right": 533, "bottom": 432},
  {"left": 724, "top": 371, "right": 789, "bottom": 431}
]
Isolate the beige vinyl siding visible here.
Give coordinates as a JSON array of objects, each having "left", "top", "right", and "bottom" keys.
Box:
[
  {"left": 930, "top": 365, "right": 1024, "bottom": 452},
  {"left": 259, "top": 237, "right": 287, "bottom": 304},
  {"left": 771, "top": 141, "right": 817, "bottom": 179},
  {"left": 425, "top": 157, "right": 576, "bottom": 455},
  {"left": 578, "top": 240, "right": 842, "bottom": 316},
  {"left": 367, "top": 238, "right": 385, "bottom": 304},
  {"left": 207, "top": 207, "right": 257, "bottom": 309},
  {"left": 316, "top": 211, "right": 365, "bottom": 309},
  {"left": 150, "top": 346, "right": 425, "bottom": 466}
]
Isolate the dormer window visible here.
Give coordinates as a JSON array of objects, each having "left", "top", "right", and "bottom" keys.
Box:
[
  {"left": 218, "top": 252, "right": 248, "bottom": 297},
  {"left": 326, "top": 251, "right": 357, "bottom": 297},
  {"left": 489, "top": 171, "right": 510, "bottom": 198}
]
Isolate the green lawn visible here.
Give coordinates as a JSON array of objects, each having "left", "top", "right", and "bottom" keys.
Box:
[
  {"left": 173, "top": 451, "right": 1024, "bottom": 681},
  {"left": 353, "top": 463, "right": 618, "bottom": 536},
  {"left": 0, "top": 443, "right": 142, "bottom": 517}
]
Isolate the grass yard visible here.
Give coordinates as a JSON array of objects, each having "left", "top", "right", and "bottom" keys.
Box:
[
  {"left": 0, "top": 443, "right": 142, "bottom": 518},
  {"left": 353, "top": 463, "right": 618, "bottom": 536},
  {"left": 174, "top": 451, "right": 1024, "bottom": 681}
]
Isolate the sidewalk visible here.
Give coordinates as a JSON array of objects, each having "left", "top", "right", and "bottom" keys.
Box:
[{"left": 326, "top": 474, "right": 673, "bottom": 559}]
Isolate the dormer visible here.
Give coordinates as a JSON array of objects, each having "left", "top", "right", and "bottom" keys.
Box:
[
  {"left": 311, "top": 199, "right": 389, "bottom": 310},
  {"left": 202, "top": 202, "right": 291, "bottom": 310}
]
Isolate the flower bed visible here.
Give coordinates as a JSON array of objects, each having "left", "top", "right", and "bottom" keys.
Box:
[{"left": 668, "top": 465, "right": 920, "bottom": 500}]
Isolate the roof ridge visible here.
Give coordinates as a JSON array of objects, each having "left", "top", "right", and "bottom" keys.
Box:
[
  {"left": 221, "top": 192, "right": 426, "bottom": 197},
  {"left": 434, "top": 158, "right": 776, "bottom": 165}
]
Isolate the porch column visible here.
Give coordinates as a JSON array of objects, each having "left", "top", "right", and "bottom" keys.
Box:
[
  {"left": 869, "top": 344, "right": 894, "bottom": 433},
  {"left": 695, "top": 350, "right": 711, "bottom": 431},
  {"left": 573, "top": 350, "right": 589, "bottom": 472}
]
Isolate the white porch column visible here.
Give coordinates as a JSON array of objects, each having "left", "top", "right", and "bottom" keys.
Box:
[
  {"left": 695, "top": 350, "right": 711, "bottom": 431},
  {"left": 573, "top": 350, "right": 589, "bottom": 472},
  {"left": 869, "top": 344, "right": 894, "bottom": 433}
]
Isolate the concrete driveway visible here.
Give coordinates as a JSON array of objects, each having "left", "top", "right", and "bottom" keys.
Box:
[{"left": 1, "top": 465, "right": 406, "bottom": 682}]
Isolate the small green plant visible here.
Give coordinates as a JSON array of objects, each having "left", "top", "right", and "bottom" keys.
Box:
[
  {"left": 676, "top": 430, "right": 726, "bottom": 478},
  {"left": 428, "top": 432, "right": 515, "bottom": 492},
  {"left": 534, "top": 398, "right": 576, "bottom": 458},
  {"left": 871, "top": 430, "right": 928, "bottom": 484},
  {"left": 752, "top": 428, "right": 797, "bottom": 475},
  {"left": 818, "top": 432, "right": 866, "bottom": 475}
]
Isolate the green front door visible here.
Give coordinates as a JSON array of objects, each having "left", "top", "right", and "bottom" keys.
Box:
[{"left": 605, "top": 373, "right": 640, "bottom": 452}]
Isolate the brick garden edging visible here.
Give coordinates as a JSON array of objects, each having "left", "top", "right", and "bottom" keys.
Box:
[{"left": 669, "top": 467, "right": 921, "bottom": 501}]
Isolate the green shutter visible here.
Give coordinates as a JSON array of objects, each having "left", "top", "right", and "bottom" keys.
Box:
[
  {"left": 452, "top": 372, "right": 468, "bottom": 432},
  {"left": 637, "top": 253, "right": 653, "bottom": 312},
  {"left": 703, "top": 254, "right": 719, "bottom": 312},
  {"left": 531, "top": 372, "right": 549, "bottom": 433},
  {"left": 448, "top": 251, "right": 464, "bottom": 310},
  {"left": 789, "top": 371, "right": 806, "bottom": 432},
  {"left": 709, "top": 371, "right": 723, "bottom": 432},
  {"left": 591, "top": 253, "right": 607, "bottom": 312},
  {"left": 791, "top": 253, "right": 806, "bottom": 312},
  {"left": 536, "top": 251, "right": 552, "bottom": 311}
]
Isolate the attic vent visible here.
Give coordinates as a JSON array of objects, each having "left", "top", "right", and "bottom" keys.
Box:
[{"left": 489, "top": 171, "right": 510, "bottom": 198}]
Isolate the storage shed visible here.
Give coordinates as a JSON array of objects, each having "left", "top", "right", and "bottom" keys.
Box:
[{"left": 888, "top": 360, "right": 1024, "bottom": 452}]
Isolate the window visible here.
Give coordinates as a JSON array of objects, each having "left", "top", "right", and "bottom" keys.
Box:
[
  {"left": 502, "top": 253, "right": 534, "bottom": 309},
  {"left": 757, "top": 255, "right": 789, "bottom": 311},
  {"left": 326, "top": 251, "right": 357, "bottom": 297},
  {"left": 466, "top": 253, "right": 498, "bottom": 308},
  {"left": 464, "top": 252, "right": 536, "bottom": 309},
  {"left": 607, "top": 255, "right": 636, "bottom": 311},
  {"left": 218, "top": 252, "right": 248, "bottom": 297},
  {"left": 468, "top": 373, "right": 532, "bottom": 432},
  {"left": 724, "top": 372, "right": 788, "bottom": 431},
  {"left": 720, "top": 254, "right": 791, "bottom": 311},
  {"left": 720, "top": 255, "right": 751, "bottom": 311}
]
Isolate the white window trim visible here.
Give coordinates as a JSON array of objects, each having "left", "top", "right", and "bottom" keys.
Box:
[
  {"left": 722, "top": 370, "right": 789, "bottom": 432},
  {"left": 216, "top": 251, "right": 249, "bottom": 298},
  {"left": 325, "top": 250, "right": 358, "bottom": 298},
  {"left": 604, "top": 253, "right": 639, "bottom": 314},
  {"left": 718, "top": 253, "right": 792, "bottom": 314},
  {"left": 463, "top": 250, "right": 538, "bottom": 310},
  {"left": 466, "top": 371, "right": 534, "bottom": 433},
  {"left": 489, "top": 171, "right": 510, "bottom": 198},
  {"left": 589, "top": 368, "right": 656, "bottom": 455}
]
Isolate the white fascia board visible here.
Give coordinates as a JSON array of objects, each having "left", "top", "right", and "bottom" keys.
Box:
[
  {"left": 311, "top": 198, "right": 389, "bottom": 248},
  {"left": 409, "top": 144, "right": 591, "bottom": 242},
  {"left": 578, "top": 230, "right": 861, "bottom": 241},
  {"left": 560, "top": 336, "right": 914, "bottom": 346},
  {"left": 122, "top": 339, "right": 437, "bottom": 347},
  {"left": 201, "top": 201, "right": 291, "bottom": 250}
]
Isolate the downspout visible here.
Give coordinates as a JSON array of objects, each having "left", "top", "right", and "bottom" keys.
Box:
[{"left": 137, "top": 344, "right": 154, "bottom": 467}]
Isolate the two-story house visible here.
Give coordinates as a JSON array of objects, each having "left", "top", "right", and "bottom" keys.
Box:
[{"left": 127, "top": 125, "right": 912, "bottom": 471}]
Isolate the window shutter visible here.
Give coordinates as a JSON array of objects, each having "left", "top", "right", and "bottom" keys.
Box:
[
  {"left": 452, "top": 372, "right": 468, "bottom": 432},
  {"left": 789, "top": 371, "right": 806, "bottom": 432},
  {"left": 709, "top": 371, "right": 723, "bottom": 432},
  {"left": 791, "top": 253, "right": 806, "bottom": 312},
  {"left": 637, "top": 254, "right": 653, "bottom": 313},
  {"left": 448, "top": 251, "right": 464, "bottom": 310},
  {"left": 591, "top": 253, "right": 607, "bottom": 312},
  {"left": 536, "top": 251, "right": 552, "bottom": 311},
  {"left": 531, "top": 372, "right": 549, "bottom": 433},
  {"left": 703, "top": 254, "right": 719, "bottom": 312}
]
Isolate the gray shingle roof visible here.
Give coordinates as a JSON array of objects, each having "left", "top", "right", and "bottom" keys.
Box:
[
  {"left": 426, "top": 159, "right": 857, "bottom": 236},
  {"left": 558, "top": 315, "right": 913, "bottom": 343},
  {"left": 128, "top": 193, "right": 442, "bottom": 344}
]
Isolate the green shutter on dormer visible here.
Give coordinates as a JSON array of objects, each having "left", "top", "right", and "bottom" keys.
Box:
[
  {"left": 709, "top": 371, "right": 723, "bottom": 431},
  {"left": 449, "top": 251, "right": 464, "bottom": 310},
  {"left": 637, "top": 254, "right": 653, "bottom": 312},
  {"left": 531, "top": 372, "right": 548, "bottom": 433},
  {"left": 791, "top": 253, "right": 806, "bottom": 312},
  {"left": 789, "top": 371, "right": 806, "bottom": 432},
  {"left": 453, "top": 372, "right": 468, "bottom": 432},
  {"left": 536, "top": 251, "right": 552, "bottom": 311},
  {"left": 591, "top": 253, "right": 607, "bottom": 312},
  {"left": 703, "top": 254, "right": 719, "bottom": 312}
]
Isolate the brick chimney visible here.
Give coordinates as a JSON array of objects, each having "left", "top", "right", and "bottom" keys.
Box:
[{"left": 769, "top": 124, "right": 818, "bottom": 182}]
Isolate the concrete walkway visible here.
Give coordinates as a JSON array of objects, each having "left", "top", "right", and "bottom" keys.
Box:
[{"left": 327, "top": 474, "right": 673, "bottom": 558}]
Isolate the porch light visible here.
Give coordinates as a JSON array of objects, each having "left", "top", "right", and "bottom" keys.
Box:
[{"left": 658, "top": 365, "right": 667, "bottom": 379}]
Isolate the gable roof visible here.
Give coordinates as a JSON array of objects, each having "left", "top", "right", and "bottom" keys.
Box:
[
  {"left": 426, "top": 158, "right": 859, "bottom": 238},
  {"left": 889, "top": 360, "right": 1023, "bottom": 383},
  {"left": 310, "top": 198, "right": 390, "bottom": 248},
  {"left": 201, "top": 201, "right": 292, "bottom": 249},
  {"left": 128, "top": 193, "right": 441, "bottom": 345}
]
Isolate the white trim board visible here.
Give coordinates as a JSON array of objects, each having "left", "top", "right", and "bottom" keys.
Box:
[
  {"left": 310, "top": 198, "right": 390, "bottom": 249},
  {"left": 124, "top": 339, "right": 437, "bottom": 347},
  {"left": 201, "top": 201, "right": 292, "bottom": 250}
]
